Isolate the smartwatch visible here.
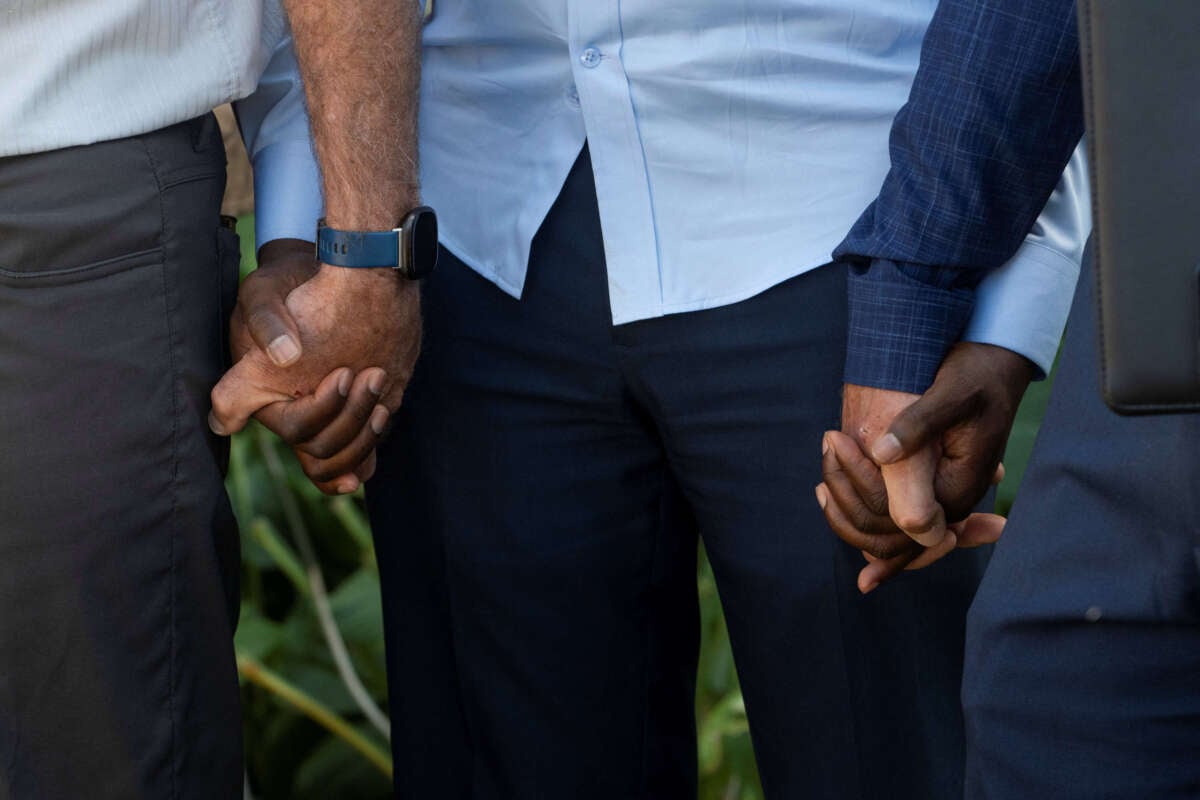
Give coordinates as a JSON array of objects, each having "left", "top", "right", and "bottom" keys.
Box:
[{"left": 316, "top": 206, "right": 438, "bottom": 280}]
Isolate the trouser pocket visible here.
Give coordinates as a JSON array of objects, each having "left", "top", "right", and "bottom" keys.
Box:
[{"left": 0, "top": 116, "right": 243, "bottom": 799}]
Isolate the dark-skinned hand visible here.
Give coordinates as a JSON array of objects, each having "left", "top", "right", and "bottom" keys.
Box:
[
  {"left": 209, "top": 238, "right": 419, "bottom": 494},
  {"left": 818, "top": 341, "right": 1033, "bottom": 591},
  {"left": 818, "top": 430, "right": 1006, "bottom": 592}
]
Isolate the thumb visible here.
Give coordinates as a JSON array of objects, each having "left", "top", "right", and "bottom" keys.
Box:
[
  {"left": 239, "top": 279, "right": 304, "bottom": 367},
  {"left": 880, "top": 445, "right": 948, "bottom": 548},
  {"left": 209, "top": 356, "right": 295, "bottom": 436},
  {"left": 870, "top": 379, "right": 974, "bottom": 466}
]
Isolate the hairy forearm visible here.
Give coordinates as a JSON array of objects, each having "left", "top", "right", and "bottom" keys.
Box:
[{"left": 283, "top": 0, "right": 422, "bottom": 231}]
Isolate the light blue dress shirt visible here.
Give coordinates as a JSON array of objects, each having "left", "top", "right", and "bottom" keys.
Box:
[
  {"left": 12, "top": 2, "right": 1080, "bottom": 376},
  {"left": 400, "top": 0, "right": 1089, "bottom": 375}
]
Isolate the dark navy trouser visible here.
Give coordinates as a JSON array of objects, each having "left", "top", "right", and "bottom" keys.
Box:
[
  {"left": 964, "top": 246, "right": 1200, "bottom": 799},
  {"left": 369, "top": 147, "right": 988, "bottom": 799}
]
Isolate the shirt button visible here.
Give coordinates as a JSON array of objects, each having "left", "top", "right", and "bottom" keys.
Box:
[
  {"left": 564, "top": 85, "right": 580, "bottom": 108},
  {"left": 579, "top": 47, "right": 602, "bottom": 68}
]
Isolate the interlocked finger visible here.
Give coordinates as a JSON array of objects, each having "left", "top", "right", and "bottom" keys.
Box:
[
  {"left": 817, "top": 481, "right": 915, "bottom": 561},
  {"left": 857, "top": 532, "right": 959, "bottom": 594},
  {"left": 293, "top": 368, "right": 388, "bottom": 459},
  {"left": 254, "top": 368, "right": 353, "bottom": 444},
  {"left": 296, "top": 403, "right": 390, "bottom": 492},
  {"left": 825, "top": 431, "right": 891, "bottom": 519}
]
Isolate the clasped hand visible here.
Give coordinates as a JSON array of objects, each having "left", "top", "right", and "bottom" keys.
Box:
[
  {"left": 817, "top": 343, "right": 1032, "bottom": 593},
  {"left": 207, "top": 239, "right": 421, "bottom": 494}
]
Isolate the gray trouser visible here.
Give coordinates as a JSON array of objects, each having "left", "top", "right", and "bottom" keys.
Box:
[
  {"left": 0, "top": 115, "right": 242, "bottom": 799},
  {"left": 963, "top": 244, "right": 1200, "bottom": 798}
]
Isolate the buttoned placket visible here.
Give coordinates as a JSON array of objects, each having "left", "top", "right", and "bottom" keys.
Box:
[{"left": 565, "top": 0, "right": 665, "bottom": 322}]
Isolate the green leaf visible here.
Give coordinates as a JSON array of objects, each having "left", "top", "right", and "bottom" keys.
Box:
[
  {"left": 237, "top": 214, "right": 257, "bottom": 279},
  {"left": 292, "top": 727, "right": 392, "bottom": 800},
  {"left": 330, "top": 495, "right": 376, "bottom": 554},
  {"left": 328, "top": 569, "right": 385, "bottom": 647},
  {"left": 235, "top": 608, "right": 285, "bottom": 663},
  {"left": 698, "top": 717, "right": 725, "bottom": 775},
  {"left": 247, "top": 517, "right": 309, "bottom": 597},
  {"left": 698, "top": 690, "right": 749, "bottom": 777},
  {"left": 275, "top": 606, "right": 318, "bottom": 651},
  {"left": 280, "top": 662, "right": 360, "bottom": 716},
  {"left": 238, "top": 654, "right": 392, "bottom": 778}
]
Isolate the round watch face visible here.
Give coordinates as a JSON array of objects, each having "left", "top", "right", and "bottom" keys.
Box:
[{"left": 408, "top": 207, "right": 439, "bottom": 278}]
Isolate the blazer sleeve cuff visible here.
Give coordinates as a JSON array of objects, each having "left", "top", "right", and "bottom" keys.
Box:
[{"left": 844, "top": 258, "right": 975, "bottom": 394}]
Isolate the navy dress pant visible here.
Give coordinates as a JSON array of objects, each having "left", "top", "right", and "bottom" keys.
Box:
[
  {"left": 964, "top": 247, "right": 1200, "bottom": 799},
  {"left": 369, "top": 148, "right": 988, "bottom": 799}
]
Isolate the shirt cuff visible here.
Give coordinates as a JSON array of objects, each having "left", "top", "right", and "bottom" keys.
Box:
[
  {"left": 963, "top": 242, "right": 1080, "bottom": 380},
  {"left": 252, "top": 139, "right": 324, "bottom": 252},
  {"left": 844, "top": 259, "right": 975, "bottom": 394}
]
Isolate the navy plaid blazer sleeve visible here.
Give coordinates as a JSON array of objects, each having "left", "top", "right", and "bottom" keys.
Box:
[{"left": 833, "top": 0, "right": 1086, "bottom": 393}]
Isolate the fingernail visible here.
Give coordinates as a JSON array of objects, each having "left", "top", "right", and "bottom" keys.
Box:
[
  {"left": 337, "top": 370, "right": 351, "bottom": 397},
  {"left": 207, "top": 411, "right": 227, "bottom": 437},
  {"left": 370, "top": 405, "right": 389, "bottom": 436},
  {"left": 267, "top": 334, "right": 301, "bottom": 367},
  {"left": 368, "top": 372, "right": 386, "bottom": 396},
  {"left": 821, "top": 435, "right": 830, "bottom": 456},
  {"left": 814, "top": 484, "right": 828, "bottom": 510},
  {"left": 861, "top": 580, "right": 879, "bottom": 595},
  {"left": 337, "top": 477, "right": 360, "bottom": 495},
  {"left": 871, "top": 433, "right": 903, "bottom": 464}
]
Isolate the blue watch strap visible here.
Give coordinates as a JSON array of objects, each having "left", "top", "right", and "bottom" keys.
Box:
[{"left": 317, "top": 224, "right": 402, "bottom": 268}]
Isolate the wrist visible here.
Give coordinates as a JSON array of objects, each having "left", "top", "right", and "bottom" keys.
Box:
[
  {"left": 315, "top": 204, "right": 437, "bottom": 280},
  {"left": 952, "top": 342, "right": 1035, "bottom": 417},
  {"left": 321, "top": 193, "right": 422, "bottom": 233},
  {"left": 258, "top": 237, "right": 316, "bottom": 266},
  {"left": 316, "top": 261, "right": 416, "bottom": 295},
  {"left": 965, "top": 342, "right": 1037, "bottom": 386}
]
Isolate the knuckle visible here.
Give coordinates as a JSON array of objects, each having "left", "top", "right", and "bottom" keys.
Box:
[
  {"left": 303, "top": 438, "right": 338, "bottom": 460},
  {"left": 875, "top": 539, "right": 910, "bottom": 560},
  {"left": 245, "top": 305, "right": 281, "bottom": 332},
  {"left": 210, "top": 388, "right": 232, "bottom": 419},
  {"left": 293, "top": 421, "right": 325, "bottom": 444},
  {"left": 865, "top": 542, "right": 892, "bottom": 560},
  {"left": 848, "top": 506, "right": 877, "bottom": 534},
  {"left": 894, "top": 509, "right": 937, "bottom": 533},
  {"left": 307, "top": 461, "right": 340, "bottom": 484},
  {"left": 275, "top": 416, "right": 303, "bottom": 444},
  {"left": 343, "top": 440, "right": 374, "bottom": 468},
  {"left": 865, "top": 488, "right": 890, "bottom": 517},
  {"left": 238, "top": 273, "right": 272, "bottom": 303},
  {"left": 239, "top": 271, "right": 263, "bottom": 292},
  {"left": 351, "top": 399, "right": 374, "bottom": 423}
]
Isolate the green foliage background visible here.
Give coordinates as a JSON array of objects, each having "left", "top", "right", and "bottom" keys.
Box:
[{"left": 230, "top": 218, "right": 1053, "bottom": 799}]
